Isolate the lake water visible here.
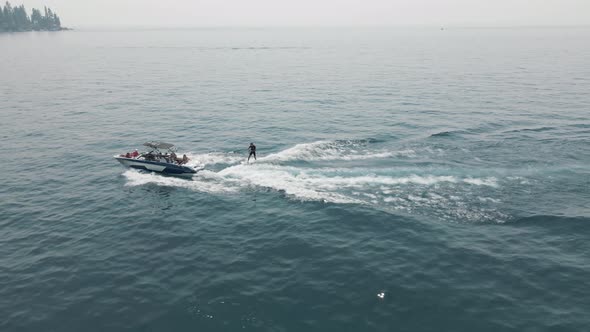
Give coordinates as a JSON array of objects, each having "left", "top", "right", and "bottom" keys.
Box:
[{"left": 1, "top": 27, "right": 589, "bottom": 331}]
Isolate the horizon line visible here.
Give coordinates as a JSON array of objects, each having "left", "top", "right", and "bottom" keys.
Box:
[{"left": 67, "top": 24, "right": 590, "bottom": 30}]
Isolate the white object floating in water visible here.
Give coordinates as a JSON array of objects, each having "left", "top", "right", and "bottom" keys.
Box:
[{"left": 377, "top": 292, "right": 385, "bottom": 299}]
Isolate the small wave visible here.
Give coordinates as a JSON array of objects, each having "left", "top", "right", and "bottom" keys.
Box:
[
  {"left": 509, "top": 215, "right": 590, "bottom": 226},
  {"left": 463, "top": 177, "right": 498, "bottom": 187},
  {"left": 507, "top": 176, "right": 530, "bottom": 185},
  {"left": 430, "top": 131, "right": 452, "bottom": 137},
  {"left": 383, "top": 197, "right": 405, "bottom": 203},
  {"left": 478, "top": 196, "right": 501, "bottom": 203},
  {"left": 519, "top": 126, "right": 556, "bottom": 132},
  {"left": 505, "top": 126, "right": 557, "bottom": 133},
  {"left": 568, "top": 123, "right": 590, "bottom": 129},
  {"left": 335, "top": 138, "right": 383, "bottom": 144},
  {"left": 429, "top": 130, "right": 465, "bottom": 138},
  {"left": 503, "top": 214, "right": 590, "bottom": 229}
]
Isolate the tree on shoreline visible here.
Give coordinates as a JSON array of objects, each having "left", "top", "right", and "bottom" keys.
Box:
[{"left": 0, "top": 1, "right": 64, "bottom": 32}]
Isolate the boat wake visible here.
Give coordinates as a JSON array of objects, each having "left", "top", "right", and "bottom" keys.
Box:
[
  {"left": 122, "top": 140, "right": 522, "bottom": 222},
  {"left": 258, "top": 140, "right": 417, "bottom": 162}
]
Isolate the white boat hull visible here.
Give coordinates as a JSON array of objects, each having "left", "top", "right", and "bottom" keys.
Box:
[{"left": 114, "top": 156, "right": 197, "bottom": 176}]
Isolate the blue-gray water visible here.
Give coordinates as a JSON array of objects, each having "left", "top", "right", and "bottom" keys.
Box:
[{"left": 1, "top": 28, "right": 589, "bottom": 331}]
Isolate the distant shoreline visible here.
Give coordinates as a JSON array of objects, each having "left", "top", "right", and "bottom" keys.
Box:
[
  {"left": 0, "top": 27, "right": 72, "bottom": 33},
  {"left": 0, "top": 2, "right": 66, "bottom": 33}
]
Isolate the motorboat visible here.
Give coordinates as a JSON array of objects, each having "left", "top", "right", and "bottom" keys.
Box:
[{"left": 114, "top": 142, "right": 200, "bottom": 176}]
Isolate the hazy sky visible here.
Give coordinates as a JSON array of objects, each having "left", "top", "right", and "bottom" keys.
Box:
[{"left": 17, "top": 0, "right": 590, "bottom": 27}]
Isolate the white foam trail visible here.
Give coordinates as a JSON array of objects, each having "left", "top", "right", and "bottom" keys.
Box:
[
  {"left": 218, "top": 164, "right": 360, "bottom": 203},
  {"left": 221, "top": 164, "right": 458, "bottom": 188},
  {"left": 121, "top": 141, "right": 507, "bottom": 223},
  {"left": 408, "top": 195, "right": 431, "bottom": 203},
  {"left": 258, "top": 141, "right": 327, "bottom": 162},
  {"left": 477, "top": 196, "right": 501, "bottom": 203},
  {"left": 383, "top": 197, "right": 405, "bottom": 203},
  {"left": 300, "top": 174, "right": 458, "bottom": 189},
  {"left": 507, "top": 176, "right": 530, "bottom": 184},
  {"left": 463, "top": 177, "right": 498, "bottom": 187},
  {"left": 185, "top": 152, "right": 243, "bottom": 167},
  {"left": 123, "top": 170, "right": 237, "bottom": 194},
  {"left": 123, "top": 158, "right": 501, "bottom": 207},
  {"left": 259, "top": 141, "right": 414, "bottom": 162},
  {"left": 428, "top": 193, "right": 445, "bottom": 200}
]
